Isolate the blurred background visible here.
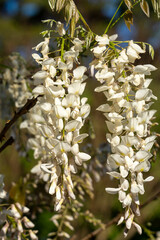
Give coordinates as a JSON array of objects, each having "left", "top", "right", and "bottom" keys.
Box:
[{"left": 0, "top": 0, "right": 160, "bottom": 239}]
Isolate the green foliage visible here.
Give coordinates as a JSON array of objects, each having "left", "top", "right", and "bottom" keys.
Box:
[
  {"left": 124, "top": 0, "right": 133, "bottom": 10},
  {"left": 124, "top": 9, "right": 133, "bottom": 30},
  {"left": 140, "top": 42, "right": 155, "bottom": 59},
  {"left": 151, "top": 0, "right": 160, "bottom": 18},
  {"left": 48, "top": 0, "right": 79, "bottom": 23},
  {"left": 140, "top": 0, "right": 150, "bottom": 17}
]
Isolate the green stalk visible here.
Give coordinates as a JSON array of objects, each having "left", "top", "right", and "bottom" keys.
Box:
[
  {"left": 78, "top": 10, "right": 92, "bottom": 32},
  {"left": 104, "top": 0, "right": 124, "bottom": 34},
  {"left": 61, "top": 37, "right": 65, "bottom": 61},
  {"left": 110, "top": 0, "right": 141, "bottom": 30}
]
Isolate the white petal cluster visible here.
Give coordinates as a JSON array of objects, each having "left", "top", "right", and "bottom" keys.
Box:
[
  {"left": 0, "top": 174, "right": 7, "bottom": 200},
  {"left": 156, "top": 231, "right": 160, "bottom": 240},
  {"left": 91, "top": 34, "right": 157, "bottom": 236},
  {"left": 0, "top": 177, "right": 37, "bottom": 239},
  {"left": 3, "top": 54, "right": 32, "bottom": 108},
  {"left": 21, "top": 22, "right": 91, "bottom": 211},
  {"left": 0, "top": 203, "right": 38, "bottom": 240}
]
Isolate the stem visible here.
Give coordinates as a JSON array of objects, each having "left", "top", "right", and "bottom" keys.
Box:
[
  {"left": 0, "top": 203, "right": 10, "bottom": 207},
  {"left": 104, "top": 0, "right": 124, "bottom": 34},
  {"left": 78, "top": 10, "right": 92, "bottom": 33},
  {"left": 70, "top": 16, "right": 76, "bottom": 38},
  {"left": 110, "top": 0, "right": 141, "bottom": 30},
  {"left": 61, "top": 38, "right": 65, "bottom": 61}
]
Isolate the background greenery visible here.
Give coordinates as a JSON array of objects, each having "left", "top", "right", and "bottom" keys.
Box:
[{"left": 0, "top": 0, "right": 160, "bottom": 239}]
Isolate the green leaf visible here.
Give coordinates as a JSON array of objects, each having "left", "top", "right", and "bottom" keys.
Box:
[
  {"left": 123, "top": 10, "right": 133, "bottom": 30},
  {"left": 48, "top": 0, "right": 80, "bottom": 28},
  {"left": 70, "top": 17, "right": 76, "bottom": 38},
  {"left": 40, "top": 30, "right": 49, "bottom": 37},
  {"left": 140, "top": 0, "right": 150, "bottom": 17},
  {"left": 142, "top": 42, "right": 146, "bottom": 51},
  {"left": 65, "top": 2, "right": 73, "bottom": 23},
  {"left": 48, "top": 0, "right": 57, "bottom": 11},
  {"left": 85, "top": 31, "right": 94, "bottom": 49},
  {"left": 151, "top": 0, "right": 160, "bottom": 18},
  {"left": 149, "top": 44, "right": 155, "bottom": 59},
  {"left": 56, "top": 0, "right": 66, "bottom": 12},
  {"left": 124, "top": 0, "right": 132, "bottom": 10},
  {"left": 64, "top": 0, "right": 79, "bottom": 23}
]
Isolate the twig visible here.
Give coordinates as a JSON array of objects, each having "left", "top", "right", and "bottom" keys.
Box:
[
  {"left": 81, "top": 189, "right": 160, "bottom": 240},
  {"left": 110, "top": 0, "right": 141, "bottom": 30},
  {"left": 78, "top": 10, "right": 92, "bottom": 33},
  {"left": 104, "top": 0, "right": 124, "bottom": 34},
  {"left": 81, "top": 213, "right": 122, "bottom": 240},
  {"left": 0, "top": 136, "right": 14, "bottom": 153},
  {"left": 0, "top": 96, "right": 39, "bottom": 142}
]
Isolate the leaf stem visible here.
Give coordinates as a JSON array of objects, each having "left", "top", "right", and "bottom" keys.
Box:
[
  {"left": 61, "top": 37, "right": 65, "bottom": 61},
  {"left": 110, "top": 0, "right": 141, "bottom": 30},
  {"left": 104, "top": 0, "right": 124, "bottom": 34},
  {"left": 78, "top": 10, "right": 92, "bottom": 33}
]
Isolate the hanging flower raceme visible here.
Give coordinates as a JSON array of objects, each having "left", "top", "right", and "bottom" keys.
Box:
[
  {"left": 3, "top": 54, "right": 32, "bottom": 108},
  {"left": 0, "top": 176, "right": 37, "bottom": 240},
  {"left": 21, "top": 22, "right": 91, "bottom": 211},
  {"left": 91, "top": 34, "right": 157, "bottom": 236},
  {"left": 2, "top": 203, "right": 38, "bottom": 240}
]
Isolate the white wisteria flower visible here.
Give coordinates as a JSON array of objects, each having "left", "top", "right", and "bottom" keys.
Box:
[
  {"left": 21, "top": 21, "right": 91, "bottom": 211},
  {"left": 3, "top": 54, "right": 32, "bottom": 108},
  {"left": 91, "top": 34, "right": 157, "bottom": 236}
]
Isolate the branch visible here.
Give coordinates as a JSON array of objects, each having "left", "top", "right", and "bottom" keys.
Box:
[
  {"left": 0, "top": 96, "right": 39, "bottom": 142},
  {"left": 0, "top": 136, "right": 14, "bottom": 153},
  {"left": 81, "top": 189, "right": 160, "bottom": 240},
  {"left": 81, "top": 213, "right": 121, "bottom": 240}
]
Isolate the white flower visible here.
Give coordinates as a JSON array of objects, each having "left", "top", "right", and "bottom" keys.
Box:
[
  {"left": 21, "top": 31, "right": 91, "bottom": 211},
  {"left": 56, "top": 21, "right": 66, "bottom": 36},
  {"left": 92, "top": 34, "right": 157, "bottom": 236}
]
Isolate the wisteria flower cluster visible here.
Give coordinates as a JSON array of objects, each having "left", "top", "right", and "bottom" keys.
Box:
[
  {"left": 0, "top": 2, "right": 159, "bottom": 237},
  {"left": 91, "top": 34, "right": 157, "bottom": 236},
  {"left": 21, "top": 22, "right": 91, "bottom": 211},
  {"left": 0, "top": 175, "right": 38, "bottom": 240},
  {"left": 3, "top": 54, "right": 32, "bottom": 109}
]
